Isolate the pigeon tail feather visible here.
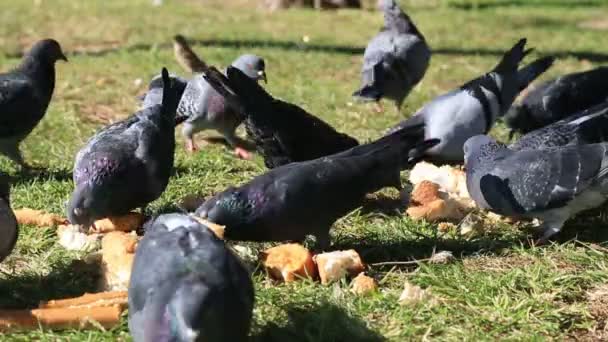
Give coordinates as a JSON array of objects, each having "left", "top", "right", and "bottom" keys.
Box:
[
  {"left": 160, "top": 68, "right": 180, "bottom": 119},
  {"left": 516, "top": 56, "right": 555, "bottom": 91},
  {"left": 493, "top": 38, "right": 529, "bottom": 74}
]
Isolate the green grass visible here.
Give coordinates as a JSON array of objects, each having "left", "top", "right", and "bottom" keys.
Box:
[{"left": 1, "top": 0, "right": 608, "bottom": 340}]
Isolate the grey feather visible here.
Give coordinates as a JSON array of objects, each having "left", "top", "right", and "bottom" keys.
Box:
[
  {"left": 505, "top": 66, "right": 608, "bottom": 135},
  {"left": 464, "top": 134, "right": 608, "bottom": 242},
  {"left": 67, "top": 68, "right": 180, "bottom": 228},
  {"left": 353, "top": 0, "right": 430, "bottom": 109},
  {"left": 510, "top": 101, "right": 608, "bottom": 151},
  {"left": 128, "top": 213, "right": 253, "bottom": 342},
  {"left": 0, "top": 39, "right": 67, "bottom": 168},
  {"left": 0, "top": 178, "right": 17, "bottom": 263},
  {"left": 387, "top": 38, "right": 551, "bottom": 163}
]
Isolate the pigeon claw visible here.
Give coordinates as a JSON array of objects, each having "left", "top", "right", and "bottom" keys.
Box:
[
  {"left": 186, "top": 139, "right": 198, "bottom": 153},
  {"left": 234, "top": 147, "right": 252, "bottom": 160},
  {"left": 374, "top": 102, "right": 384, "bottom": 113}
]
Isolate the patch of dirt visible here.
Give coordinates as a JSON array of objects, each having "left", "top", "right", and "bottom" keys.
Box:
[
  {"left": 568, "top": 284, "right": 608, "bottom": 341},
  {"left": 578, "top": 18, "right": 608, "bottom": 31},
  {"left": 79, "top": 104, "right": 123, "bottom": 124},
  {"left": 462, "top": 255, "right": 537, "bottom": 272}
]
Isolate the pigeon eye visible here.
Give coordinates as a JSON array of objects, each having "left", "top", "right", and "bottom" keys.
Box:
[{"left": 73, "top": 208, "right": 83, "bottom": 216}]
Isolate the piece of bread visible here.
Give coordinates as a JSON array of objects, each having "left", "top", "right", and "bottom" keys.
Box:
[
  {"left": 99, "top": 232, "right": 138, "bottom": 291},
  {"left": 14, "top": 208, "right": 66, "bottom": 227},
  {"left": 260, "top": 244, "right": 317, "bottom": 282},
  {"left": 56, "top": 224, "right": 100, "bottom": 251},
  {"left": 314, "top": 250, "right": 365, "bottom": 285},
  {"left": 93, "top": 212, "right": 144, "bottom": 233},
  {"left": 351, "top": 273, "right": 377, "bottom": 295}
]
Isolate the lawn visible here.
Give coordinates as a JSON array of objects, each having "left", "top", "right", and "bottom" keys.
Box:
[{"left": 1, "top": 0, "right": 608, "bottom": 340}]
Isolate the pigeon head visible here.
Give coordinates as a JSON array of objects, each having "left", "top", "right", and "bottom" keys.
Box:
[
  {"left": 464, "top": 135, "right": 508, "bottom": 169},
  {"left": 195, "top": 188, "right": 253, "bottom": 229},
  {"left": 503, "top": 105, "right": 532, "bottom": 137},
  {"left": 27, "top": 39, "right": 68, "bottom": 65},
  {"left": 231, "top": 54, "right": 267, "bottom": 83},
  {"left": 66, "top": 186, "right": 98, "bottom": 229}
]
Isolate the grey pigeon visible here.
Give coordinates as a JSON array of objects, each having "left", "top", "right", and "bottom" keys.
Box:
[
  {"left": 179, "top": 54, "right": 266, "bottom": 158},
  {"left": 353, "top": 0, "right": 430, "bottom": 111},
  {"left": 195, "top": 124, "right": 438, "bottom": 248},
  {"left": 510, "top": 101, "right": 608, "bottom": 151},
  {"left": 0, "top": 39, "right": 67, "bottom": 169},
  {"left": 67, "top": 68, "right": 180, "bottom": 229},
  {"left": 129, "top": 213, "right": 254, "bottom": 342},
  {"left": 387, "top": 39, "right": 554, "bottom": 163},
  {"left": 0, "top": 179, "right": 17, "bottom": 263},
  {"left": 139, "top": 73, "right": 188, "bottom": 111},
  {"left": 141, "top": 55, "right": 266, "bottom": 158},
  {"left": 202, "top": 66, "right": 359, "bottom": 169},
  {"left": 464, "top": 134, "right": 608, "bottom": 242},
  {"left": 505, "top": 66, "right": 608, "bottom": 136}
]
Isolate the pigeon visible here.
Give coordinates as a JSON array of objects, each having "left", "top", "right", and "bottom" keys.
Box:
[
  {"left": 504, "top": 66, "right": 608, "bottom": 136},
  {"left": 0, "top": 179, "right": 18, "bottom": 263},
  {"left": 178, "top": 53, "right": 267, "bottom": 159},
  {"left": 510, "top": 101, "right": 608, "bottom": 151},
  {"left": 387, "top": 38, "right": 554, "bottom": 163},
  {"left": 173, "top": 34, "right": 208, "bottom": 74},
  {"left": 464, "top": 134, "right": 608, "bottom": 242},
  {"left": 139, "top": 73, "right": 188, "bottom": 113},
  {"left": 202, "top": 66, "right": 359, "bottom": 169},
  {"left": 195, "top": 124, "right": 438, "bottom": 248},
  {"left": 67, "top": 68, "right": 180, "bottom": 229},
  {"left": 0, "top": 39, "right": 67, "bottom": 169},
  {"left": 353, "top": 0, "right": 431, "bottom": 112},
  {"left": 129, "top": 213, "right": 254, "bottom": 342}
]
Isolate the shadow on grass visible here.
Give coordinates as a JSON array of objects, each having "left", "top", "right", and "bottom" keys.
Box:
[
  {"left": 9, "top": 168, "right": 73, "bottom": 185},
  {"left": 449, "top": 0, "right": 605, "bottom": 10},
  {"left": 5, "top": 39, "right": 608, "bottom": 63},
  {"left": 335, "top": 233, "right": 524, "bottom": 265},
  {"left": 253, "top": 303, "right": 385, "bottom": 342},
  {"left": 0, "top": 258, "right": 100, "bottom": 309}
]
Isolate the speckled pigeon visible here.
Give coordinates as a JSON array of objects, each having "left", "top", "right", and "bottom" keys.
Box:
[
  {"left": 353, "top": 0, "right": 430, "bottom": 111},
  {"left": 464, "top": 134, "right": 608, "bottom": 242},
  {"left": 67, "top": 68, "right": 180, "bottom": 229},
  {"left": 0, "top": 178, "right": 17, "bottom": 263},
  {"left": 129, "top": 213, "right": 254, "bottom": 342},
  {"left": 141, "top": 52, "right": 266, "bottom": 159},
  {"left": 387, "top": 39, "right": 553, "bottom": 163},
  {"left": 202, "top": 66, "right": 359, "bottom": 169},
  {"left": 195, "top": 124, "right": 438, "bottom": 248},
  {"left": 0, "top": 39, "right": 67, "bottom": 169},
  {"left": 510, "top": 101, "right": 608, "bottom": 151},
  {"left": 505, "top": 66, "right": 608, "bottom": 136}
]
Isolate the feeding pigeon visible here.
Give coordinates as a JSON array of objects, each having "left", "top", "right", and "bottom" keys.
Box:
[
  {"left": 0, "top": 179, "right": 17, "bottom": 263},
  {"left": 67, "top": 68, "right": 180, "bottom": 230},
  {"left": 129, "top": 213, "right": 254, "bottom": 342},
  {"left": 505, "top": 66, "right": 608, "bottom": 136},
  {"left": 0, "top": 39, "right": 67, "bottom": 169},
  {"left": 195, "top": 124, "right": 438, "bottom": 248},
  {"left": 387, "top": 38, "right": 554, "bottom": 163},
  {"left": 464, "top": 134, "right": 608, "bottom": 242},
  {"left": 353, "top": 0, "right": 430, "bottom": 112},
  {"left": 202, "top": 66, "right": 359, "bottom": 169},
  {"left": 510, "top": 101, "right": 608, "bottom": 151}
]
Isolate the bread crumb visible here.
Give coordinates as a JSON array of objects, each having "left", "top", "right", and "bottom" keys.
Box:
[
  {"left": 314, "top": 250, "right": 365, "bottom": 285},
  {"left": 261, "top": 244, "right": 316, "bottom": 282},
  {"left": 99, "top": 232, "right": 139, "bottom": 291},
  {"left": 351, "top": 273, "right": 377, "bottom": 295}
]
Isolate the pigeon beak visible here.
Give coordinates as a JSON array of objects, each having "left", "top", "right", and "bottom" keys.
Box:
[
  {"left": 258, "top": 70, "right": 267, "bottom": 84},
  {"left": 60, "top": 53, "right": 68, "bottom": 62}
]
